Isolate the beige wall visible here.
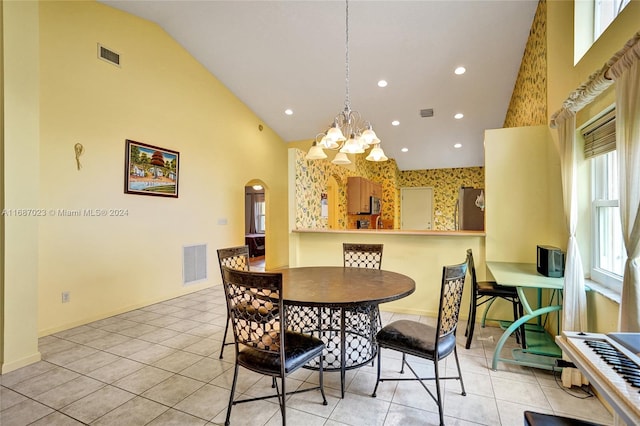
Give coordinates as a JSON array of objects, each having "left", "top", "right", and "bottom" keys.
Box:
[{"left": 1, "top": 1, "right": 290, "bottom": 373}]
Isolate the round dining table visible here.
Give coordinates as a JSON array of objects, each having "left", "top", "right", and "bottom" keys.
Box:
[{"left": 276, "top": 266, "right": 416, "bottom": 397}]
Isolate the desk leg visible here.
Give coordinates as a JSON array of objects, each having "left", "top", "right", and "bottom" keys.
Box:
[
  {"left": 340, "top": 308, "right": 346, "bottom": 398},
  {"left": 491, "top": 305, "right": 562, "bottom": 370},
  {"left": 517, "top": 287, "right": 534, "bottom": 315}
]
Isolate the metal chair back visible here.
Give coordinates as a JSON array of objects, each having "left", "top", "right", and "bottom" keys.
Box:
[{"left": 343, "top": 243, "right": 383, "bottom": 269}]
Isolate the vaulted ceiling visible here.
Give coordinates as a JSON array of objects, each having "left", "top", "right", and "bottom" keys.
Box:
[{"left": 101, "top": 0, "right": 538, "bottom": 171}]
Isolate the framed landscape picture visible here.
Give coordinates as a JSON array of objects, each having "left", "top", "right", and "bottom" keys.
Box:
[{"left": 125, "top": 139, "right": 179, "bottom": 198}]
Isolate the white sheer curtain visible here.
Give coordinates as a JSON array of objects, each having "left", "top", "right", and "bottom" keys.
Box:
[
  {"left": 550, "top": 31, "right": 640, "bottom": 333},
  {"left": 556, "top": 112, "right": 588, "bottom": 332},
  {"left": 607, "top": 41, "right": 640, "bottom": 332}
]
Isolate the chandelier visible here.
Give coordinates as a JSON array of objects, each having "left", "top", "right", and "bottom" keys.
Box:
[{"left": 305, "top": 0, "right": 388, "bottom": 165}]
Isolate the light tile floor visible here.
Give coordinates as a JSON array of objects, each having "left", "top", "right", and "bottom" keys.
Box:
[{"left": 0, "top": 284, "right": 613, "bottom": 426}]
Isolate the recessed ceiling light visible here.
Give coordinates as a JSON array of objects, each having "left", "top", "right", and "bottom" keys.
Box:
[
  {"left": 454, "top": 143, "right": 462, "bottom": 149},
  {"left": 377, "top": 80, "right": 388, "bottom": 88},
  {"left": 454, "top": 66, "right": 466, "bottom": 75},
  {"left": 391, "top": 120, "right": 400, "bottom": 126},
  {"left": 454, "top": 113, "right": 464, "bottom": 119},
  {"left": 401, "top": 148, "right": 409, "bottom": 153},
  {"left": 284, "top": 109, "right": 293, "bottom": 115}
]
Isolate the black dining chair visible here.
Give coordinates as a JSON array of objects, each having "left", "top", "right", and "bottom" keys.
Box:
[
  {"left": 221, "top": 266, "right": 327, "bottom": 426},
  {"left": 343, "top": 243, "right": 384, "bottom": 357},
  {"left": 464, "top": 248, "right": 525, "bottom": 350},
  {"left": 372, "top": 259, "right": 468, "bottom": 426},
  {"left": 216, "top": 245, "right": 251, "bottom": 359},
  {"left": 343, "top": 243, "right": 383, "bottom": 269}
]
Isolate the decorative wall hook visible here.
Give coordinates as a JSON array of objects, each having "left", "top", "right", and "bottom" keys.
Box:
[{"left": 74, "top": 143, "right": 84, "bottom": 170}]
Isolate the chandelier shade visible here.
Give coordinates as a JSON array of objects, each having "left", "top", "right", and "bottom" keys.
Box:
[
  {"left": 305, "top": 0, "right": 388, "bottom": 163},
  {"left": 366, "top": 146, "right": 388, "bottom": 162},
  {"left": 306, "top": 141, "right": 328, "bottom": 160},
  {"left": 331, "top": 152, "right": 351, "bottom": 165}
]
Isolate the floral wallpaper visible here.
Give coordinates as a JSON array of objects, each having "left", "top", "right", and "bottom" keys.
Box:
[
  {"left": 503, "top": 0, "right": 547, "bottom": 128},
  {"left": 294, "top": 149, "right": 350, "bottom": 229},
  {"left": 398, "top": 167, "right": 485, "bottom": 230},
  {"left": 294, "top": 148, "right": 484, "bottom": 231}
]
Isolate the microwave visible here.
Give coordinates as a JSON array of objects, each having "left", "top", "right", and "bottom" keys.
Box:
[{"left": 370, "top": 196, "right": 381, "bottom": 215}]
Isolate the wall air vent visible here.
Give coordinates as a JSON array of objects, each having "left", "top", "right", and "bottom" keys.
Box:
[
  {"left": 97, "top": 43, "right": 120, "bottom": 67},
  {"left": 420, "top": 108, "right": 434, "bottom": 118},
  {"left": 183, "top": 244, "right": 208, "bottom": 285}
]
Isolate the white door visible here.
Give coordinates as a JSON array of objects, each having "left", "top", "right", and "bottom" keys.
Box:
[{"left": 401, "top": 187, "right": 433, "bottom": 230}]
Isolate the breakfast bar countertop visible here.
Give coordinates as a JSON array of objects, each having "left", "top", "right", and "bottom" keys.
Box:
[{"left": 292, "top": 228, "right": 485, "bottom": 237}]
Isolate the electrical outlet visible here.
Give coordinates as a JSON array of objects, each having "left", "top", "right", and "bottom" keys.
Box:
[{"left": 61, "top": 291, "right": 70, "bottom": 303}]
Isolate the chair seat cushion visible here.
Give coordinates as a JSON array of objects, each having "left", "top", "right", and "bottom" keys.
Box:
[
  {"left": 376, "top": 320, "right": 455, "bottom": 360},
  {"left": 477, "top": 280, "right": 518, "bottom": 297},
  {"left": 237, "top": 330, "right": 324, "bottom": 375}
]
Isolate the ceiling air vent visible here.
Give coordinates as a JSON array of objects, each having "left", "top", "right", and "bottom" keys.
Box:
[
  {"left": 420, "top": 108, "right": 434, "bottom": 118},
  {"left": 97, "top": 43, "right": 120, "bottom": 67}
]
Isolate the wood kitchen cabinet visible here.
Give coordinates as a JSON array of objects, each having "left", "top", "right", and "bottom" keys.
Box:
[
  {"left": 347, "top": 177, "right": 381, "bottom": 214},
  {"left": 371, "top": 182, "right": 382, "bottom": 198}
]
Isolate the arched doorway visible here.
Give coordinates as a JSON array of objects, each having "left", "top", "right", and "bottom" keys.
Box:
[{"left": 245, "top": 180, "right": 266, "bottom": 271}]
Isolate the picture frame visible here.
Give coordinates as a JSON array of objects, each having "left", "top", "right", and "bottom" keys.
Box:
[{"left": 125, "top": 139, "right": 179, "bottom": 198}]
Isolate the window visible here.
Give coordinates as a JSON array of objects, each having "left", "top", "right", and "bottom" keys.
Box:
[
  {"left": 594, "top": 0, "right": 630, "bottom": 40},
  {"left": 591, "top": 150, "right": 626, "bottom": 290},
  {"left": 574, "top": 0, "right": 630, "bottom": 64},
  {"left": 255, "top": 197, "right": 266, "bottom": 233},
  {"left": 583, "top": 108, "right": 626, "bottom": 291}
]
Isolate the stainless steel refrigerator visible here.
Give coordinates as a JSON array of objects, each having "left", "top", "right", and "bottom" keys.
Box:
[{"left": 456, "top": 187, "right": 485, "bottom": 230}]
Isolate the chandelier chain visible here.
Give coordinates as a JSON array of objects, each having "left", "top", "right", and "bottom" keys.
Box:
[
  {"left": 344, "top": 0, "right": 350, "bottom": 113},
  {"left": 305, "top": 0, "right": 387, "bottom": 163}
]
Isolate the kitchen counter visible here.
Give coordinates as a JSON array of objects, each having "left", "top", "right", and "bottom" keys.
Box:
[{"left": 293, "top": 228, "right": 485, "bottom": 237}]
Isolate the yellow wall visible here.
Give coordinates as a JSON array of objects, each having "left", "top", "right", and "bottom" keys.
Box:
[
  {"left": 484, "top": 125, "right": 565, "bottom": 263},
  {"left": 1, "top": 0, "right": 42, "bottom": 372},
  {"left": 1, "top": 0, "right": 290, "bottom": 372}
]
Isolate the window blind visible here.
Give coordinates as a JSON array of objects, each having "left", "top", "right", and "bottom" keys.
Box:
[{"left": 582, "top": 108, "right": 616, "bottom": 159}]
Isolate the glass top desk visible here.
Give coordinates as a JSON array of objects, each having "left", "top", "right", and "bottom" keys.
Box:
[{"left": 486, "top": 261, "right": 566, "bottom": 371}]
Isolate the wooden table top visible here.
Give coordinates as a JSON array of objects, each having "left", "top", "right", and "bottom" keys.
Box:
[{"left": 275, "top": 266, "right": 416, "bottom": 307}]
